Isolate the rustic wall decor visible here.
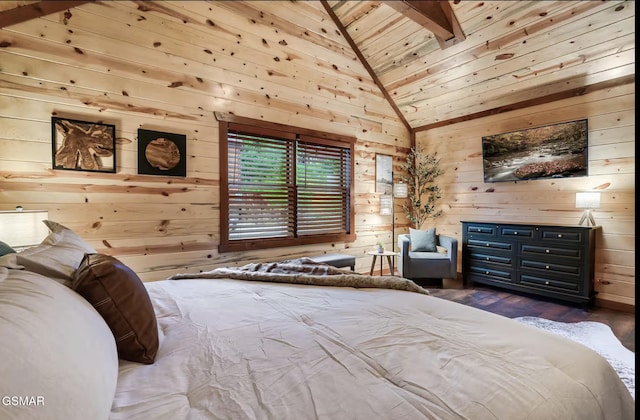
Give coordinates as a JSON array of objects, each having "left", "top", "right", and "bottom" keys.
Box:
[
  {"left": 51, "top": 117, "right": 116, "bottom": 173},
  {"left": 376, "top": 153, "right": 392, "bottom": 194},
  {"left": 137, "top": 129, "right": 186, "bottom": 177},
  {"left": 482, "top": 119, "right": 588, "bottom": 183}
]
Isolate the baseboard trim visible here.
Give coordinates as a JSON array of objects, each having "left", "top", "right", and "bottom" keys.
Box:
[{"left": 594, "top": 298, "right": 635, "bottom": 314}]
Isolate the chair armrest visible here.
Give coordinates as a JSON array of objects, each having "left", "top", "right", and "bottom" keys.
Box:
[
  {"left": 397, "top": 234, "right": 410, "bottom": 277},
  {"left": 437, "top": 235, "right": 458, "bottom": 278},
  {"left": 398, "top": 234, "right": 410, "bottom": 255}
]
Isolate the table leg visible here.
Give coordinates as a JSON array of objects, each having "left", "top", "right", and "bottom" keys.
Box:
[
  {"left": 386, "top": 255, "right": 393, "bottom": 276},
  {"left": 370, "top": 255, "right": 377, "bottom": 275}
]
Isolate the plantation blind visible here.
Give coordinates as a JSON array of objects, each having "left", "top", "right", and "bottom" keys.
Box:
[
  {"left": 227, "top": 125, "right": 295, "bottom": 241},
  {"left": 297, "top": 136, "right": 351, "bottom": 236},
  {"left": 220, "top": 117, "right": 355, "bottom": 252}
]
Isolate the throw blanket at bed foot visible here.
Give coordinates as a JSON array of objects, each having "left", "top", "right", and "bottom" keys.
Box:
[{"left": 167, "top": 257, "right": 429, "bottom": 295}]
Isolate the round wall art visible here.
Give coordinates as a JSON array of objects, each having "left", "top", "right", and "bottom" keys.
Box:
[{"left": 137, "top": 129, "right": 186, "bottom": 177}]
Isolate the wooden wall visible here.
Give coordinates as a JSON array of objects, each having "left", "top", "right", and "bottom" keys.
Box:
[
  {"left": 0, "top": 1, "right": 634, "bottom": 309},
  {"left": 416, "top": 81, "right": 635, "bottom": 307},
  {"left": 0, "top": 1, "right": 407, "bottom": 279}
]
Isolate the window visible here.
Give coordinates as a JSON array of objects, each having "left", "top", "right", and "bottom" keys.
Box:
[{"left": 217, "top": 113, "right": 356, "bottom": 252}]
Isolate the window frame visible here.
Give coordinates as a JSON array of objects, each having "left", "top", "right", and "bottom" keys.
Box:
[{"left": 217, "top": 112, "right": 356, "bottom": 253}]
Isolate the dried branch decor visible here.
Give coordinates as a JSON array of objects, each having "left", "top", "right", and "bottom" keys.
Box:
[{"left": 400, "top": 147, "right": 444, "bottom": 229}]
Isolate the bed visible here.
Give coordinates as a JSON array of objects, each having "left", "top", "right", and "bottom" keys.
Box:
[{"left": 0, "top": 221, "right": 635, "bottom": 420}]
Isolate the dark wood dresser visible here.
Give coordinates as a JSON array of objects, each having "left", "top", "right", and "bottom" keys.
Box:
[{"left": 461, "top": 221, "right": 599, "bottom": 306}]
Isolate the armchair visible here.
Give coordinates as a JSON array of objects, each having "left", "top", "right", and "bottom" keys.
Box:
[{"left": 398, "top": 233, "right": 458, "bottom": 284}]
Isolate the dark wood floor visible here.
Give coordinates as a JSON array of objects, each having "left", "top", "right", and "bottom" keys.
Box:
[{"left": 425, "top": 284, "right": 635, "bottom": 352}]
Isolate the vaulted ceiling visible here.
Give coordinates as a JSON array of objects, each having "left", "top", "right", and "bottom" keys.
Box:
[{"left": 0, "top": 0, "right": 634, "bottom": 132}]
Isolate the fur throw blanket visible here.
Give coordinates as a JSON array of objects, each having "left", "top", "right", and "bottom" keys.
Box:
[{"left": 167, "top": 257, "right": 429, "bottom": 295}]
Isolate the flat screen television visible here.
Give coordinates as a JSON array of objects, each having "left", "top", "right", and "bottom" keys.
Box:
[{"left": 482, "top": 119, "right": 588, "bottom": 183}]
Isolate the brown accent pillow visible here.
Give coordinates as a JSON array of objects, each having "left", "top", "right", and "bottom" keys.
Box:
[{"left": 72, "top": 253, "right": 159, "bottom": 364}]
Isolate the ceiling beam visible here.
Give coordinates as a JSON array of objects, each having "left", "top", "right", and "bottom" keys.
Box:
[
  {"left": 0, "top": 1, "right": 92, "bottom": 29},
  {"left": 413, "top": 74, "right": 635, "bottom": 133},
  {"left": 320, "top": 0, "right": 412, "bottom": 134},
  {"left": 382, "top": 1, "right": 465, "bottom": 49}
]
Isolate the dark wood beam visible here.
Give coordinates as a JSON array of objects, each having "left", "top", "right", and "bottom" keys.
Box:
[
  {"left": 412, "top": 74, "right": 635, "bottom": 133},
  {"left": 320, "top": 0, "right": 412, "bottom": 134},
  {"left": 0, "top": 1, "right": 92, "bottom": 29},
  {"left": 382, "top": 1, "right": 465, "bottom": 48}
]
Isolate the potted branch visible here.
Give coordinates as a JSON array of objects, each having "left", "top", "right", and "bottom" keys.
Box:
[
  {"left": 400, "top": 147, "right": 444, "bottom": 229},
  {"left": 376, "top": 240, "right": 384, "bottom": 253}
]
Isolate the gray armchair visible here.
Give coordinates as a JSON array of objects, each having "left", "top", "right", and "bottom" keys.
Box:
[{"left": 398, "top": 233, "right": 458, "bottom": 283}]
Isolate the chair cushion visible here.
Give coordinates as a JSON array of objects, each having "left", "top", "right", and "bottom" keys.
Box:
[
  {"left": 72, "top": 253, "right": 159, "bottom": 364},
  {"left": 408, "top": 251, "right": 450, "bottom": 260},
  {"left": 410, "top": 227, "right": 437, "bottom": 252}
]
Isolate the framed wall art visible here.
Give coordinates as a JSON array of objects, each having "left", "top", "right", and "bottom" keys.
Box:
[
  {"left": 51, "top": 116, "right": 116, "bottom": 173},
  {"left": 138, "top": 129, "right": 186, "bottom": 177},
  {"left": 375, "top": 153, "right": 392, "bottom": 194},
  {"left": 482, "top": 119, "right": 588, "bottom": 183}
]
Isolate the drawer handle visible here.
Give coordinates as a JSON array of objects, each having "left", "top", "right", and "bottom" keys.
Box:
[
  {"left": 545, "top": 249, "right": 550, "bottom": 253},
  {"left": 557, "top": 234, "right": 563, "bottom": 238},
  {"left": 485, "top": 271, "right": 490, "bottom": 275},
  {"left": 477, "top": 228, "right": 482, "bottom": 232},
  {"left": 486, "top": 243, "right": 490, "bottom": 247},
  {"left": 514, "top": 231, "right": 518, "bottom": 235},
  {"left": 486, "top": 257, "right": 490, "bottom": 261},
  {"left": 545, "top": 281, "right": 550, "bottom": 285},
  {"left": 545, "top": 265, "right": 550, "bottom": 269}
]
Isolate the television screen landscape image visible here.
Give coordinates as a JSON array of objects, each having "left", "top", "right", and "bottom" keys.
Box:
[{"left": 482, "top": 119, "right": 588, "bottom": 183}]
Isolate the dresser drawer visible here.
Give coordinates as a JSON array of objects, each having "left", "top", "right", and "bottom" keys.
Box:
[
  {"left": 467, "top": 239, "right": 512, "bottom": 252},
  {"left": 469, "top": 252, "right": 512, "bottom": 266},
  {"left": 519, "top": 273, "right": 581, "bottom": 294},
  {"left": 520, "top": 244, "right": 581, "bottom": 259},
  {"left": 465, "top": 224, "right": 495, "bottom": 236},
  {"left": 469, "top": 265, "right": 513, "bottom": 280},
  {"left": 540, "top": 228, "right": 584, "bottom": 243},
  {"left": 499, "top": 226, "right": 534, "bottom": 238},
  {"left": 520, "top": 258, "right": 580, "bottom": 275}
]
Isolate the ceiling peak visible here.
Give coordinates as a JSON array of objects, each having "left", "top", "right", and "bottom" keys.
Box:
[{"left": 382, "top": 1, "right": 465, "bottom": 49}]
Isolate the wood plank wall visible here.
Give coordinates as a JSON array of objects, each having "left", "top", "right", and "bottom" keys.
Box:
[
  {"left": 416, "top": 81, "right": 635, "bottom": 307},
  {"left": 0, "top": 1, "right": 634, "bottom": 309},
  {"left": 0, "top": 1, "right": 408, "bottom": 279}
]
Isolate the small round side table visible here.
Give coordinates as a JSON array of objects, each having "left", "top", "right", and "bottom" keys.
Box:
[{"left": 367, "top": 250, "right": 397, "bottom": 276}]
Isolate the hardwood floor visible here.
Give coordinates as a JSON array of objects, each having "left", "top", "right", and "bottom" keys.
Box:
[{"left": 425, "top": 284, "right": 635, "bottom": 352}]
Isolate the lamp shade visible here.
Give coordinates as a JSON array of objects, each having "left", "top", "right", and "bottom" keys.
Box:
[
  {"left": 0, "top": 210, "right": 49, "bottom": 248},
  {"left": 379, "top": 195, "right": 392, "bottom": 215},
  {"left": 393, "top": 181, "right": 408, "bottom": 198},
  {"left": 575, "top": 192, "right": 601, "bottom": 209}
]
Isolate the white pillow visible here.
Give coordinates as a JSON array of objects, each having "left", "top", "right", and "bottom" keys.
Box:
[
  {"left": 16, "top": 220, "right": 96, "bottom": 287},
  {"left": 0, "top": 268, "right": 118, "bottom": 420}
]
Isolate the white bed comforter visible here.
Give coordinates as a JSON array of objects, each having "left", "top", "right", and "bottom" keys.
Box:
[{"left": 111, "top": 278, "right": 634, "bottom": 420}]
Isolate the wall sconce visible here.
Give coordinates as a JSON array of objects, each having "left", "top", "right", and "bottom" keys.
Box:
[
  {"left": 0, "top": 209, "right": 49, "bottom": 249},
  {"left": 575, "top": 192, "right": 600, "bottom": 226},
  {"left": 379, "top": 195, "right": 393, "bottom": 215}
]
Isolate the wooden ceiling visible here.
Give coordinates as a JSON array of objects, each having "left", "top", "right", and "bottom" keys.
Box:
[
  {"left": 327, "top": 1, "right": 634, "bottom": 131},
  {"left": 1, "top": 0, "right": 634, "bottom": 132}
]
